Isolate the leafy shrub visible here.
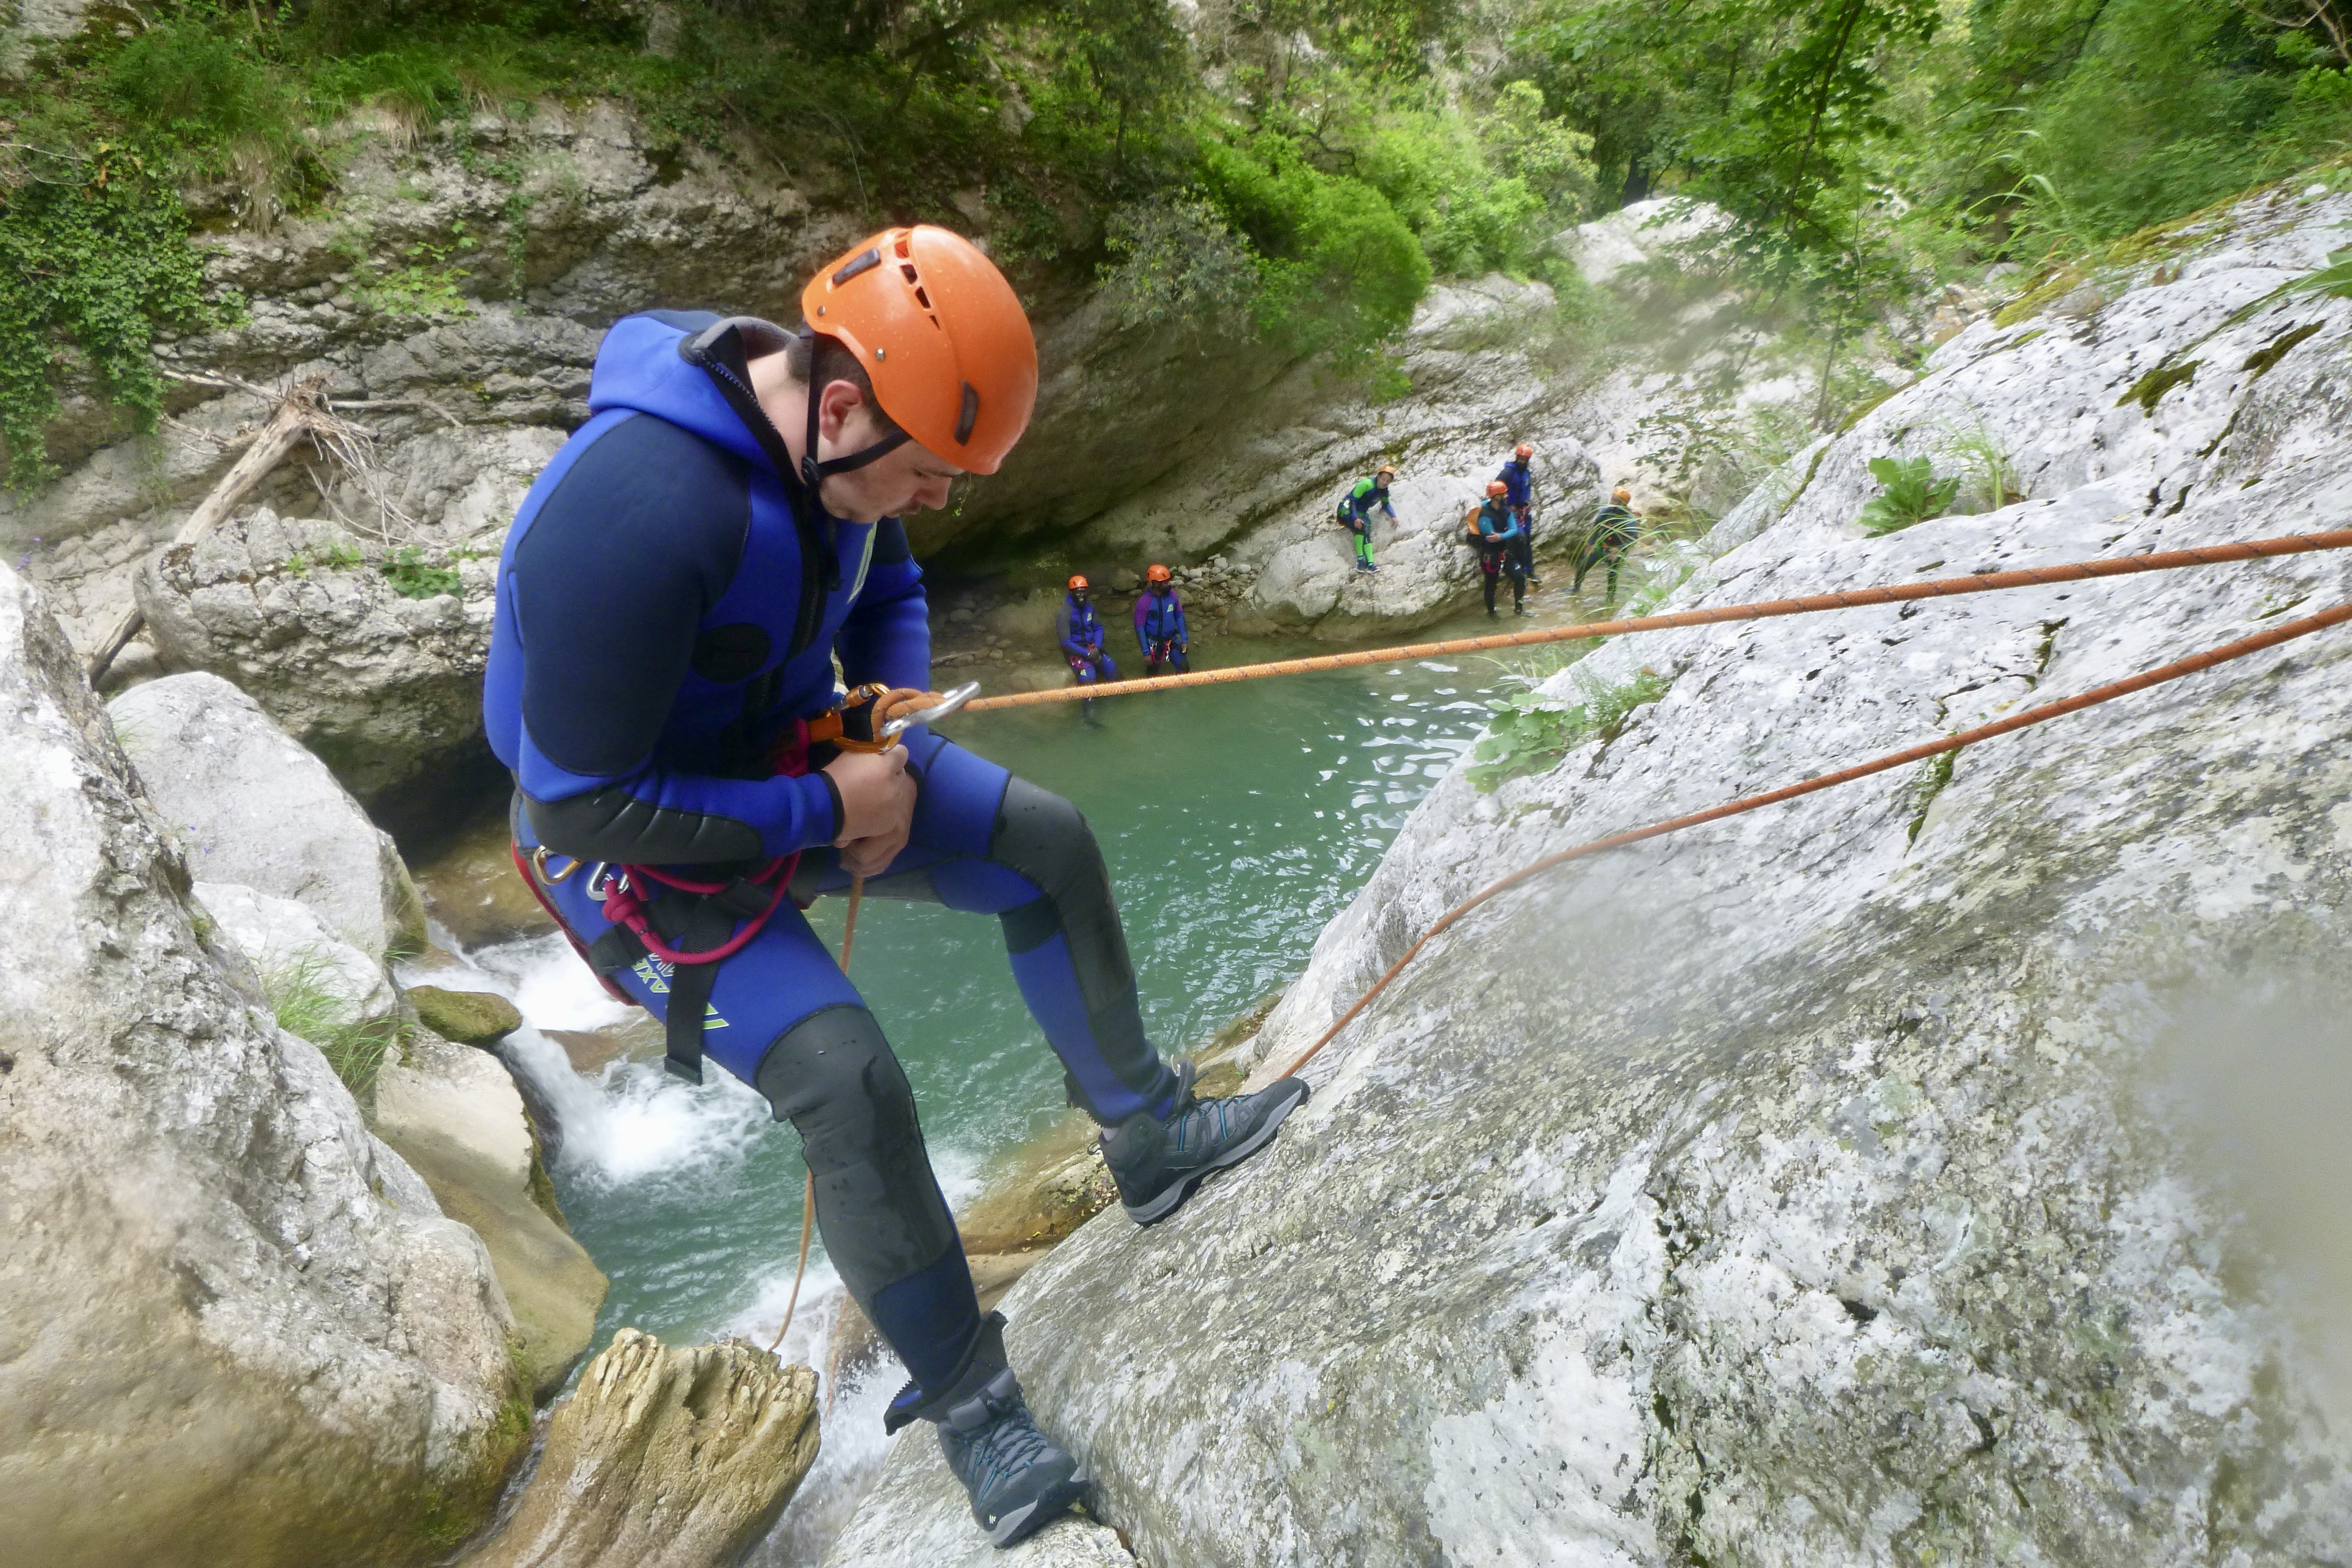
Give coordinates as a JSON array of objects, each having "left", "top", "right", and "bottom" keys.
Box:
[
  {"left": 1098, "top": 195, "right": 1263, "bottom": 331},
  {"left": 385, "top": 546, "right": 461, "bottom": 599},
  {"left": 1465, "top": 667, "right": 1671, "bottom": 792},
  {"left": 1199, "top": 134, "right": 1432, "bottom": 361},
  {"left": 1856, "top": 455, "right": 1960, "bottom": 535},
  {"left": 0, "top": 136, "right": 219, "bottom": 489}
]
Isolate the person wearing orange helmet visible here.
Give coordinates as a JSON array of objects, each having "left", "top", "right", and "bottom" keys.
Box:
[
  {"left": 1465, "top": 479, "right": 1527, "bottom": 617},
  {"left": 1497, "top": 442, "right": 1540, "bottom": 586},
  {"left": 1059, "top": 574, "right": 1117, "bottom": 702},
  {"left": 486, "top": 226, "right": 1306, "bottom": 1548},
  {"left": 1132, "top": 563, "right": 1189, "bottom": 676},
  {"left": 1576, "top": 485, "right": 1643, "bottom": 604}
]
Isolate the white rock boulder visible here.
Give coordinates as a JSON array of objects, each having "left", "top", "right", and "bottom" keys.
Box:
[
  {"left": 193, "top": 879, "right": 398, "bottom": 1027},
  {"left": 108, "top": 669, "right": 425, "bottom": 957},
  {"left": 0, "top": 562, "right": 526, "bottom": 1568}
]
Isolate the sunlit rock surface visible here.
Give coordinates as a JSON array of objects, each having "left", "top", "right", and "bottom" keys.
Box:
[
  {"left": 829, "top": 185, "right": 2352, "bottom": 1565},
  {"left": 0, "top": 562, "right": 525, "bottom": 1568},
  {"left": 464, "top": 1330, "right": 821, "bottom": 1568}
]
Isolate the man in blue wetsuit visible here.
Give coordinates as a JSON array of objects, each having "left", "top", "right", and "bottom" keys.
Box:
[
  {"left": 484, "top": 227, "right": 1307, "bottom": 1549},
  {"left": 1058, "top": 575, "right": 1116, "bottom": 688},
  {"left": 1498, "top": 442, "right": 1539, "bottom": 586},
  {"left": 1133, "top": 563, "right": 1188, "bottom": 676},
  {"left": 1466, "top": 479, "right": 1526, "bottom": 617}
]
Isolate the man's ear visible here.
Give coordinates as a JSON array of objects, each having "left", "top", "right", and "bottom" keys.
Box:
[{"left": 815, "top": 378, "right": 869, "bottom": 444}]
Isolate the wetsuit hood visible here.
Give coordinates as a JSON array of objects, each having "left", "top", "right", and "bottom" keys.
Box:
[{"left": 588, "top": 311, "right": 782, "bottom": 476}]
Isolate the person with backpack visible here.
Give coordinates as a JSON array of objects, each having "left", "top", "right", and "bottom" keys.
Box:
[
  {"left": 1576, "top": 486, "right": 1643, "bottom": 605},
  {"left": 1133, "top": 564, "right": 1189, "bottom": 676},
  {"left": 486, "top": 228, "right": 1308, "bottom": 1550},
  {"left": 1498, "top": 442, "right": 1539, "bottom": 586},
  {"left": 1339, "top": 464, "right": 1396, "bottom": 573},
  {"left": 1465, "top": 479, "right": 1527, "bottom": 617}
]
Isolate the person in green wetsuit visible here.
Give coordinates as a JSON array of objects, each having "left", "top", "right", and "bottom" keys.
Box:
[
  {"left": 1339, "top": 464, "right": 1396, "bottom": 573},
  {"left": 1576, "top": 486, "right": 1642, "bottom": 604}
]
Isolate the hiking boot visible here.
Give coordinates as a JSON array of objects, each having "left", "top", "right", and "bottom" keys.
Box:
[
  {"left": 937, "top": 1370, "right": 1089, "bottom": 1547},
  {"left": 885, "top": 1316, "right": 1089, "bottom": 1549},
  {"left": 1101, "top": 1062, "right": 1308, "bottom": 1225}
]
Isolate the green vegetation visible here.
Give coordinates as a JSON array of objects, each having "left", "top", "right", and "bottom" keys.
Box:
[
  {"left": 1466, "top": 666, "right": 1671, "bottom": 791},
  {"left": 6, "top": 0, "right": 2349, "bottom": 488},
  {"left": 261, "top": 947, "right": 401, "bottom": 1096},
  {"left": 384, "top": 545, "right": 460, "bottom": 600},
  {"left": 1856, "top": 455, "right": 1960, "bottom": 535}
]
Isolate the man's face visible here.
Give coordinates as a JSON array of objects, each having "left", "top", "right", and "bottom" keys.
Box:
[{"left": 819, "top": 388, "right": 966, "bottom": 525}]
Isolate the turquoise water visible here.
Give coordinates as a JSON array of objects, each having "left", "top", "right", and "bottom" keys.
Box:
[{"left": 425, "top": 592, "right": 1611, "bottom": 1558}]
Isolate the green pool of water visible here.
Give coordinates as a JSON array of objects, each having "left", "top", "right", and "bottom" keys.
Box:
[{"left": 433, "top": 591, "right": 1612, "bottom": 1558}]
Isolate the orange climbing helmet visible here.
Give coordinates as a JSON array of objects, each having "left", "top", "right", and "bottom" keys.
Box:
[
  {"left": 1514, "top": 443, "right": 1534, "bottom": 459},
  {"left": 1486, "top": 480, "right": 1510, "bottom": 497},
  {"left": 801, "top": 225, "right": 1039, "bottom": 475},
  {"left": 1145, "top": 564, "right": 1172, "bottom": 584},
  {"left": 1612, "top": 487, "right": 1632, "bottom": 503},
  {"left": 1067, "top": 574, "right": 1090, "bottom": 593}
]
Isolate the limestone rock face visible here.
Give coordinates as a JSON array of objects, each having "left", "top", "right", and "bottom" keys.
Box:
[
  {"left": 193, "top": 879, "right": 399, "bottom": 1026},
  {"left": 831, "top": 185, "right": 2352, "bottom": 1566},
  {"left": 464, "top": 1330, "right": 822, "bottom": 1568},
  {"left": 108, "top": 670, "right": 426, "bottom": 956},
  {"left": 374, "top": 1033, "right": 605, "bottom": 1398},
  {"left": 135, "top": 491, "right": 527, "bottom": 836},
  {"left": 0, "top": 563, "right": 525, "bottom": 1568}
]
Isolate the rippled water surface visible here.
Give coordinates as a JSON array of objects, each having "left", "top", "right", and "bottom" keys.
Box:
[{"left": 419, "top": 601, "right": 1604, "bottom": 1560}]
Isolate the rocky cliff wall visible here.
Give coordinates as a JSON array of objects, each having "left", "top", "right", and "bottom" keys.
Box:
[
  {"left": 823, "top": 181, "right": 2352, "bottom": 1566},
  {"left": 0, "top": 565, "right": 526, "bottom": 1568}
]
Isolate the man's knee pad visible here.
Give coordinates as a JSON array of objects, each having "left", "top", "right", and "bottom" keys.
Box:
[
  {"left": 991, "top": 780, "right": 1127, "bottom": 969},
  {"left": 753, "top": 1004, "right": 957, "bottom": 1294}
]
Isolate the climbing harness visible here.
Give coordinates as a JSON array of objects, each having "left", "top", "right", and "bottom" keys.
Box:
[
  {"left": 950, "top": 528, "right": 2352, "bottom": 713},
  {"left": 1277, "top": 597, "right": 2352, "bottom": 1081},
  {"left": 514, "top": 685, "right": 962, "bottom": 1087}
]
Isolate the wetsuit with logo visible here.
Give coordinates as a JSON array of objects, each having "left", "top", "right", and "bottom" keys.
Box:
[
  {"left": 1498, "top": 457, "right": 1536, "bottom": 578},
  {"left": 1344, "top": 477, "right": 1393, "bottom": 569},
  {"left": 1059, "top": 595, "right": 1116, "bottom": 685},
  {"left": 1471, "top": 498, "right": 1524, "bottom": 615},
  {"left": 484, "top": 311, "right": 1180, "bottom": 1400},
  {"left": 1133, "top": 585, "right": 1189, "bottom": 676}
]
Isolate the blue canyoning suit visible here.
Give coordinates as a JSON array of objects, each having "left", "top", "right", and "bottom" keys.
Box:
[
  {"left": 1469, "top": 497, "right": 1525, "bottom": 616},
  {"left": 484, "top": 310, "right": 1180, "bottom": 1400},
  {"left": 1059, "top": 593, "right": 1116, "bottom": 685},
  {"left": 1133, "top": 584, "right": 1189, "bottom": 676},
  {"left": 1498, "top": 455, "right": 1537, "bottom": 579}
]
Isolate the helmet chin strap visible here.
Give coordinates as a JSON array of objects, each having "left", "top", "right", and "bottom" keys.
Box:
[{"left": 800, "top": 341, "right": 911, "bottom": 507}]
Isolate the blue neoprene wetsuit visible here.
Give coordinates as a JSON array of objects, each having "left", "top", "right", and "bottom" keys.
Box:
[
  {"left": 1059, "top": 594, "right": 1116, "bottom": 683},
  {"left": 485, "top": 310, "right": 1178, "bottom": 1397},
  {"left": 1134, "top": 586, "right": 1188, "bottom": 670},
  {"left": 1499, "top": 458, "right": 1533, "bottom": 509}
]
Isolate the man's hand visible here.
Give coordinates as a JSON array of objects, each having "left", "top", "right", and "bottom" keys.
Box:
[{"left": 824, "top": 746, "right": 916, "bottom": 877}]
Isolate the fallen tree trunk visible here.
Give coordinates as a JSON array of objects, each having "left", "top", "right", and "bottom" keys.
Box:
[{"left": 84, "top": 376, "right": 328, "bottom": 684}]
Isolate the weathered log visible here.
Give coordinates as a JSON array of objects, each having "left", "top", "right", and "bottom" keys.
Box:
[{"left": 85, "top": 375, "right": 328, "bottom": 683}]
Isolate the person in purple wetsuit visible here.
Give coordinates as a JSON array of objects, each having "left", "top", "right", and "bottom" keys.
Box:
[{"left": 1132, "top": 564, "right": 1189, "bottom": 676}]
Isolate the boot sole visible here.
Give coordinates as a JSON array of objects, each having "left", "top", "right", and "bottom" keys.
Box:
[
  {"left": 1122, "top": 1080, "right": 1309, "bottom": 1227},
  {"left": 986, "top": 1468, "right": 1092, "bottom": 1549}
]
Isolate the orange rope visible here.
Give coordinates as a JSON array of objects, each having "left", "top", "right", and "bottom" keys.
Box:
[
  {"left": 767, "top": 874, "right": 863, "bottom": 1358},
  {"left": 961, "top": 529, "right": 2352, "bottom": 713},
  {"left": 1278, "top": 599, "right": 2352, "bottom": 1082}
]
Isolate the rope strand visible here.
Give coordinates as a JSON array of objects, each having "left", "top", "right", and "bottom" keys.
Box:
[
  {"left": 1278, "top": 599, "right": 2352, "bottom": 1081},
  {"left": 962, "top": 529, "right": 2352, "bottom": 713}
]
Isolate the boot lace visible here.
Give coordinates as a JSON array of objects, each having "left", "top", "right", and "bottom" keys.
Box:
[{"left": 969, "top": 1402, "right": 1057, "bottom": 1497}]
